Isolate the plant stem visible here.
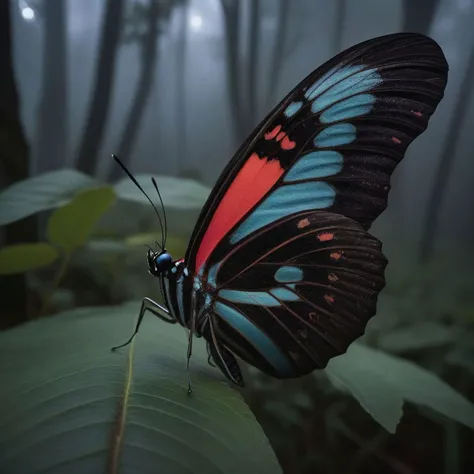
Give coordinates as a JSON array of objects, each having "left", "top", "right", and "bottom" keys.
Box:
[{"left": 39, "top": 251, "right": 71, "bottom": 317}]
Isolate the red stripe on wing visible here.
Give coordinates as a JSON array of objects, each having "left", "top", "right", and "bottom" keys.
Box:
[{"left": 195, "top": 152, "right": 284, "bottom": 272}]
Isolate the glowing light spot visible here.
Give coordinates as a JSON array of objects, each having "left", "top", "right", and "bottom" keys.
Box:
[
  {"left": 328, "top": 273, "right": 338, "bottom": 282},
  {"left": 317, "top": 232, "right": 334, "bottom": 242},
  {"left": 412, "top": 110, "right": 423, "bottom": 117},
  {"left": 392, "top": 136, "right": 401, "bottom": 144},
  {"left": 189, "top": 14, "right": 203, "bottom": 30},
  {"left": 21, "top": 6, "right": 35, "bottom": 21},
  {"left": 297, "top": 218, "right": 310, "bottom": 229}
]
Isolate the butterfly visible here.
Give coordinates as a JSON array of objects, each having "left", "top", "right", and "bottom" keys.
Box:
[{"left": 112, "top": 32, "right": 448, "bottom": 391}]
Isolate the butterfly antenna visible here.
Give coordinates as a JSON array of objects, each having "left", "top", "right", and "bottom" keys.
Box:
[
  {"left": 151, "top": 177, "right": 168, "bottom": 249},
  {"left": 112, "top": 155, "right": 165, "bottom": 250}
]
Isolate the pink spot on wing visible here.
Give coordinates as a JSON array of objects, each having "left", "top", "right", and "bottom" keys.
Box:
[
  {"left": 265, "top": 125, "right": 281, "bottom": 140},
  {"left": 328, "top": 273, "right": 338, "bottom": 282},
  {"left": 195, "top": 153, "right": 284, "bottom": 272},
  {"left": 299, "top": 329, "right": 308, "bottom": 339},
  {"left": 392, "top": 136, "right": 401, "bottom": 144},
  {"left": 411, "top": 110, "right": 423, "bottom": 117},
  {"left": 324, "top": 294, "right": 335, "bottom": 304},
  {"left": 317, "top": 232, "right": 334, "bottom": 242},
  {"left": 264, "top": 124, "right": 295, "bottom": 150},
  {"left": 280, "top": 135, "right": 296, "bottom": 150},
  {"left": 276, "top": 131, "right": 285, "bottom": 141},
  {"left": 330, "top": 251, "right": 343, "bottom": 261},
  {"left": 297, "top": 218, "right": 310, "bottom": 229}
]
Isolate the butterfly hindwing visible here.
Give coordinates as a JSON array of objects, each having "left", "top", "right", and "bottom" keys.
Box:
[
  {"left": 186, "top": 33, "right": 448, "bottom": 274},
  {"left": 202, "top": 211, "right": 387, "bottom": 378},
  {"left": 206, "top": 338, "right": 244, "bottom": 386}
]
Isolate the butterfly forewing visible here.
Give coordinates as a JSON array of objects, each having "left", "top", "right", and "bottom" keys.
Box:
[{"left": 186, "top": 33, "right": 448, "bottom": 275}]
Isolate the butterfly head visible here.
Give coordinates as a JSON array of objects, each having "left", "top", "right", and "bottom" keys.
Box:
[{"left": 148, "top": 249, "right": 173, "bottom": 277}]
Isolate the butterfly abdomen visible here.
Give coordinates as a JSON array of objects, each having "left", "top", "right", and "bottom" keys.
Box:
[{"left": 162, "top": 260, "right": 194, "bottom": 328}]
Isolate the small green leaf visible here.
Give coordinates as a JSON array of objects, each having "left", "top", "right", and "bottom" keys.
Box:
[
  {"left": 326, "top": 343, "right": 474, "bottom": 433},
  {"left": 0, "top": 302, "right": 281, "bottom": 474},
  {"left": 0, "top": 169, "right": 95, "bottom": 226},
  {"left": 47, "top": 187, "right": 116, "bottom": 253},
  {"left": 0, "top": 243, "right": 59, "bottom": 275},
  {"left": 114, "top": 174, "right": 211, "bottom": 210}
]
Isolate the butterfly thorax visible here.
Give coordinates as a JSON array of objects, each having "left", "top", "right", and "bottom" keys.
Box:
[{"left": 161, "top": 259, "right": 211, "bottom": 335}]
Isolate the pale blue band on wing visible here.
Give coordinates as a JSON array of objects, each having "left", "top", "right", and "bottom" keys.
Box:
[
  {"left": 320, "top": 93, "right": 377, "bottom": 123},
  {"left": 274, "top": 266, "right": 304, "bottom": 282},
  {"left": 305, "top": 65, "right": 364, "bottom": 100},
  {"left": 218, "top": 287, "right": 299, "bottom": 306},
  {"left": 283, "top": 150, "right": 343, "bottom": 182},
  {"left": 314, "top": 123, "right": 356, "bottom": 147},
  {"left": 214, "top": 301, "right": 294, "bottom": 376},
  {"left": 230, "top": 181, "right": 336, "bottom": 244},
  {"left": 284, "top": 101, "right": 303, "bottom": 117}
]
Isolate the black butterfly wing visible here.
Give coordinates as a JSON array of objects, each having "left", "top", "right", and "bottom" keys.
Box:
[
  {"left": 202, "top": 210, "right": 387, "bottom": 378},
  {"left": 183, "top": 33, "right": 448, "bottom": 383},
  {"left": 185, "top": 33, "right": 448, "bottom": 276}
]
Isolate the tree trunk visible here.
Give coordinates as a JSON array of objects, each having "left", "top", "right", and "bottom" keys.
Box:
[
  {"left": 0, "top": 0, "right": 37, "bottom": 328},
  {"left": 36, "top": 0, "right": 68, "bottom": 173},
  {"left": 265, "top": 0, "right": 290, "bottom": 111},
  {"left": 247, "top": 0, "right": 260, "bottom": 127},
  {"left": 332, "top": 0, "right": 346, "bottom": 54},
  {"left": 76, "top": 0, "right": 125, "bottom": 175},
  {"left": 402, "top": 0, "right": 440, "bottom": 34},
  {"left": 108, "top": 0, "right": 159, "bottom": 182},
  {"left": 175, "top": 1, "right": 189, "bottom": 174},
  {"left": 221, "top": 0, "right": 247, "bottom": 148},
  {"left": 419, "top": 39, "right": 474, "bottom": 264}
]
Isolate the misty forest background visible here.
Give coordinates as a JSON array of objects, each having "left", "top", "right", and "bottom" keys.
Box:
[{"left": 1, "top": 0, "right": 474, "bottom": 473}]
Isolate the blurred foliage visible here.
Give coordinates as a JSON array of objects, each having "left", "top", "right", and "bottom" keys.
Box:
[
  {"left": 0, "top": 243, "right": 58, "bottom": 275},
  {"left": 0, "top": 169, "right": 474, "bottom": 473}
]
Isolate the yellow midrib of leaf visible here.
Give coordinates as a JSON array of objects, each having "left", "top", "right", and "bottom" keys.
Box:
[{"left": 108, "top": 337, "right": 136, "bottom": 474}]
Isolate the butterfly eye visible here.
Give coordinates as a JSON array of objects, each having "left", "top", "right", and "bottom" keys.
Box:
[{"left": 155, "top": 252, "right": 173, "bottom": 272}]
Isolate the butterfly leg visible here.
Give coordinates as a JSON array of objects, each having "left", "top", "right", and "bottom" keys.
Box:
[
  {"left": 111, "top": 297, "right": 176, "bottom": 351},
  {"left": 206, "top": 342, "right": 217, "bottom": 368}
]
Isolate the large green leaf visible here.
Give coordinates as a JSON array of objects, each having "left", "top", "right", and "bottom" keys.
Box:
[
  {"left": 114, "top": 174, "right": 211, "bottom": 210},
  {"left": 47, "top": 187, "right": 116, "bottom": 253},
  {"left": 0, "top": 243, "right": 59, "bottom": 275},
  {"left": 326, "top": 343, "right": 474, "bottom": 433},
  {"left": 0, "top": 169, "right": 95, "bottom": 226},
  {"left": 376, "top": 322, "right": 459, "bottom": 353},
  {"left": 0, "top": 303, "right": 281, "bottom": 474}
]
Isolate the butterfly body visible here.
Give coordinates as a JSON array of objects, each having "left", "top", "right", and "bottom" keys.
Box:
[{"left": 115, "top": 32, "right": 449, "bottom": 388}]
